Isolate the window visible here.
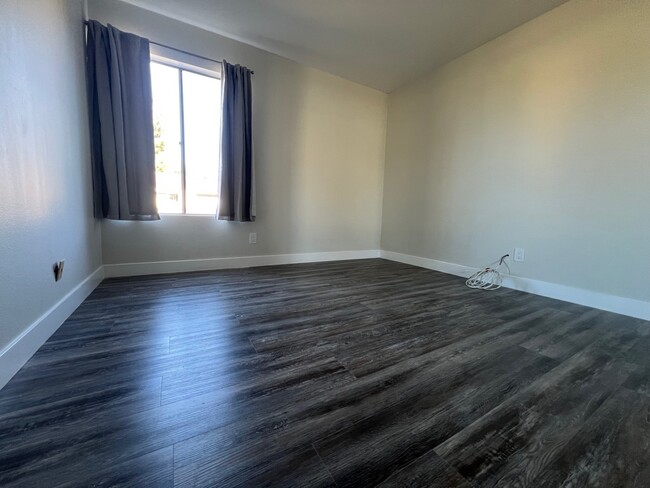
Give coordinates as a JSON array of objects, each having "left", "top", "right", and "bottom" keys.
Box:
[{"left": 150, "top": 60, "right": 222, "bottom": 215}]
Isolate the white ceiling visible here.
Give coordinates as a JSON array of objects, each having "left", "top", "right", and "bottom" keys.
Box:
[{"left": 122, "top": 0, "right": 569, "bottom": 92}]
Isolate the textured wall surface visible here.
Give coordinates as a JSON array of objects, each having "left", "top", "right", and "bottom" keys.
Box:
[
  {"left": 0, "top": 0, "right": 102, "bottom": 351},
  {"left": 381, "top": 0, "right": 650, "bottom": 301}
]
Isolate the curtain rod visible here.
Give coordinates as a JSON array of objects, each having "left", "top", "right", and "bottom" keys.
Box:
[{"left": 83, "top": 20, "right": 254, "bottom": 74}]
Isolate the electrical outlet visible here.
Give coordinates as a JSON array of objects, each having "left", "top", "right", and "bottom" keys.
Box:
[
  {"left": 514, "top": 248, "right": 525, "bottom": 263},
  {"left": 53, "top": 260, "right": 65, "bottom": 281},
  {"left": 249, "top": 232, "right": 257, "bottom": 244}
]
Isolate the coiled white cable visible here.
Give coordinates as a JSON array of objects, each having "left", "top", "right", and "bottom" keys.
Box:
[{"left": 466, "top": 254, "right": 510, "bottom": 291}]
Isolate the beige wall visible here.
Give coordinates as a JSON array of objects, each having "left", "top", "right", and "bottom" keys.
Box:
[
  {"left": 0, "top": 1, "right": 102, "bottom": 351},
  {"left": 381, "top": 0, "right": 650, "bottom": 302},
  {"left": 88, "top": 0, "right": 387, "bottom": 265}
]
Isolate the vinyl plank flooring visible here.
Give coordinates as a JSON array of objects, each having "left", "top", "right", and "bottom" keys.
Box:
[
  {"left": 174, "top": 442, "right": 336, "bottom": 488},
  {"left": 0, "top": 377, "right": 163, "bottom": 443},
  {"left": 525, "top": 387, "right": 650, "bottom": 487},
  {"left": 0, "top": 259, "right": 648, "bottom": 487},
  {"left": 312, "top": 346, "right": 556, "bottom": 487},
  {"left": 59, "top": 446, "right": 174, "bottom": 488},
  {"left": 169, "top": 310, "right": 571, "bottom": 484},
  {"left": 435, "top": 345, "right": 634, "bottom": 487},
  {"left": 376, "top": 449, "right": 471, "bottom": 488},
  {"left": 0, "top": 362, "right": 354, "bottom": 487},
  {"left": 160, "top": 348, "right": 352, "bottom": 405}
]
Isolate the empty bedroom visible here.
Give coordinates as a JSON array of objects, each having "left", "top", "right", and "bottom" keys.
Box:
[{"left": 1, "top": 0, "right": 649, "bottom": 486}]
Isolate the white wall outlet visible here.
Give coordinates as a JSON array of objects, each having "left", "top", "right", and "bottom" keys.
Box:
[
  {"left": 249, "top": 232, "right": 257, "bottom": 244},
  {"left": 514, "top": 247, "right": 525, "bottom": 262}
]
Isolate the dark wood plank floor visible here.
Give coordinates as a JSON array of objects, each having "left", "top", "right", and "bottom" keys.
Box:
[{"left": 1, "top": 259, "right": 649, "bottom": 487}]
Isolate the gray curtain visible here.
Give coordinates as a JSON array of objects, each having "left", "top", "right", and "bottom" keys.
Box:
[
  {"left": 218, "top": 60, "right": 255, "bottom": 222},
  {"left": 86, "top": 20, "right": 159, "bottom": 221}
]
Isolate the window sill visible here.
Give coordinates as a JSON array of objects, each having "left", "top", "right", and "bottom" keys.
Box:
[{"left": 159, "top": 213, "right": 216, "bottom": 218}]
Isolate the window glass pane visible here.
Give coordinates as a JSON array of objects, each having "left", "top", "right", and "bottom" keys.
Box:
[
  {"left": 182, "top": 70, "right": 221, "bottom": 215},
  {"left": 151, "top": 62, "right": 183, "bottom": 214}
]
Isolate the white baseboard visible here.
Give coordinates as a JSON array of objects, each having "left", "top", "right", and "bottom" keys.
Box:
[
  {"left": 380, "top": 250, "right": 650, "bottom": 321},
  {"left": 0, "top": 266, "right": 105, "bottom": 390},
  {"left": 103, "top": 250, "right": 381, "bottom": 278}
]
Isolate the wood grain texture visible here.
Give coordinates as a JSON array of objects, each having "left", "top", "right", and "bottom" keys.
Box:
[{"left": 0, "top": 259, "right": 647, "bottom": 487}]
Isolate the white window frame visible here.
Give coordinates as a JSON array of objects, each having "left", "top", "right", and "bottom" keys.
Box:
[{"left": 150, "top": 50, "right": 222, "bottom": 216}]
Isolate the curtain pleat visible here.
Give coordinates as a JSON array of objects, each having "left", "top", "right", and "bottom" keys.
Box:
[
  {"left": 218, "top": 60, "right": 255, "bottom": 222},
  {"left": 86, "top": 20, "right": 159, "bottom": 220}
]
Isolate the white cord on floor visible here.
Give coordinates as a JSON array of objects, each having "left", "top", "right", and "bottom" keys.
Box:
[{"left": 466, "top": 254, "right": 510, "bottom": 291}]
